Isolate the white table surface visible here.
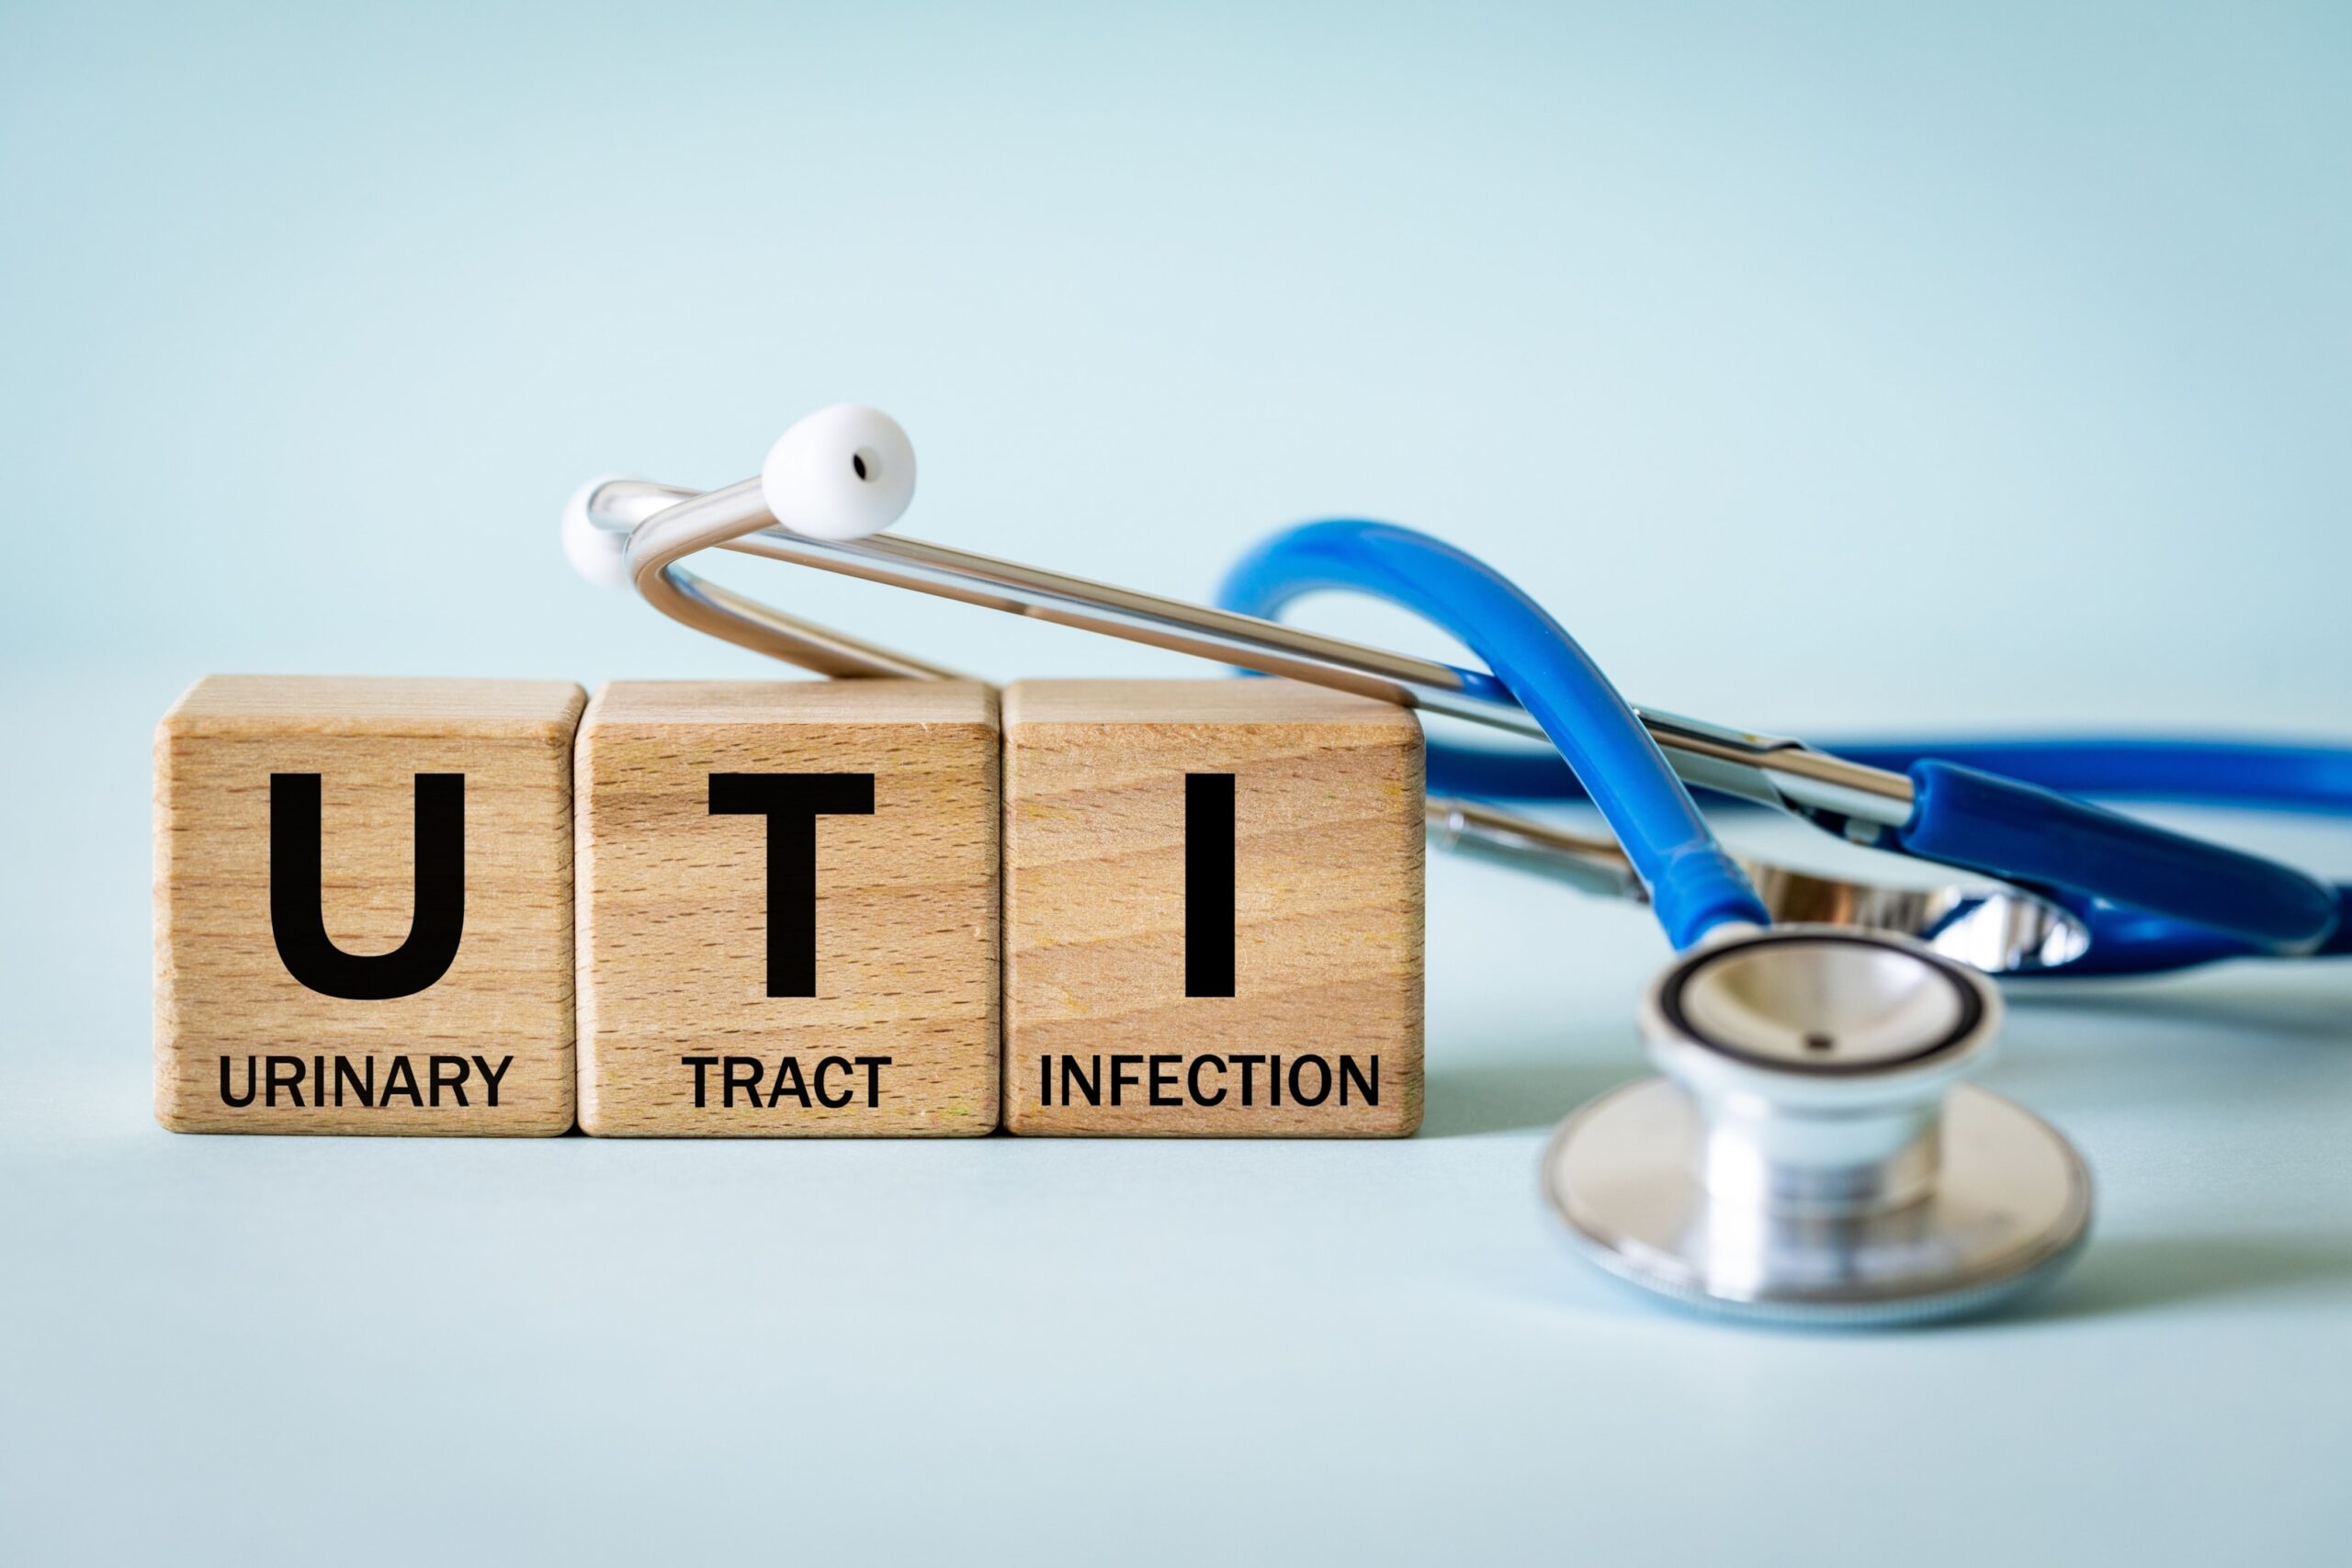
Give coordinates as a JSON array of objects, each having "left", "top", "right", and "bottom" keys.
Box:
[{"left": 4, "top": 672, "right": 2347, "bottom": 1565}]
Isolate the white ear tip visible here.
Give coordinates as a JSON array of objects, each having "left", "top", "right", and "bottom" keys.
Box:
[
  {"left": 562, "top": 475, "right": 637, "bottom": 590},
  {"left": 760, "top": 403, "right": 916, "bottom": 541}
]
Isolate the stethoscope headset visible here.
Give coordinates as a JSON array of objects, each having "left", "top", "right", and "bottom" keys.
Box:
[{"left": 566, "top": 404, "right": 2352, "bottom": 1326}]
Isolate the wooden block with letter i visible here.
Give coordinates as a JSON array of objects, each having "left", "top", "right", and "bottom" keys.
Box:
[
  {"left": 575, "top": 680, "right": 1000, "bottom": 1135},
  {"left": 153, "top": 675, "right": 585, "bottom": 1134},
  {"left": 1001, "top": 678, "right": 1425, "bottom": 1135}
]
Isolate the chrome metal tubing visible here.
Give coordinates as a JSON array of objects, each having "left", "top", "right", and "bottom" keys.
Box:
[
  {"left": 588, "top": 477, "right": 2081, "bottom": 974},
  {"left": 622, "top": 480, "right": 968, "bottom": 681},
  {"left": 590, "top": 478, "right": 1918, "bottom": 829},
  {"left": 1426, "top": 796, "right": 1645, "bottom": 900},
  {"left": 1426, "top": 795, "right": 2090, "bottom": 973}
]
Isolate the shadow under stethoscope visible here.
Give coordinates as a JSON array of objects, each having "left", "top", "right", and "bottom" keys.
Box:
[
  {"left": 2005, "top": 976, "right": 2352, "bottom": 1042},
  {"left": 2030, "top": 1232, "right": 2352, "bottom": 1320},
  {"left": 1512, "top": 1230, "right": 2352, "bottom": 1334}
]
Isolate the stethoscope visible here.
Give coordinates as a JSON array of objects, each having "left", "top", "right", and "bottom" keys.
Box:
[{"left": 566, "top": 404, "right": 2352, "bottom": 1326}]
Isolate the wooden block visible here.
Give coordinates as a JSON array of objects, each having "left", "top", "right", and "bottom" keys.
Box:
[
  {"left": 153, "top": 675, "right": 584, "bottom": 1134},
  {"left": 575, "top": 680, "right": 1000, "bottom": 1135},
  {"left": 1001, "top": 679, "right": 1425, "bottom": 1136}
]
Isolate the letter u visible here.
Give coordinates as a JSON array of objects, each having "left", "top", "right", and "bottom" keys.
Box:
[
  {"left": 269, "top": 773, "right": 465, "bottom": 1000},
  {"left": 219, "top": 1055, "right": 257, "bottom": 1107}
]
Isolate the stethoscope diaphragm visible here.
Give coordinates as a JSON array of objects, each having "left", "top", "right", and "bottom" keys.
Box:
[{"left": 1543, "top": 927, "right": 2094, "bottom": 1325}]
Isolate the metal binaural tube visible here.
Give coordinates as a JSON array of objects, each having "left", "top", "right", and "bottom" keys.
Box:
[
  {"left": 583, "top": 477, "right": 2091, "bottom": 973},
  {"left": 584, "top": 478, "right": 1919, "bottom": 829},
  {"left": 619, "top": 480, "right": 967, "bottom": 680},
  {"left": 1424, "top": 795, "right": 2091, "bottom": 973}
]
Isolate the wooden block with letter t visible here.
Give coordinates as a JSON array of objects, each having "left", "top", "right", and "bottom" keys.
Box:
[
  {"left": 574, "top": 680, "right": 1000, "bottom": 1135},
  {"left": 1001, "top": 678, "right": 1425, "bottom": 1135},
  {"left": 153, "top": 675, "right": 585, "bottom": 1134}
]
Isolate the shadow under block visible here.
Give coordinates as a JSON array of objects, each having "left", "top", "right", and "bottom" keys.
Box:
[
  {"left": 1001, "top": 679, "right": 1425, "bottom": 1136},
  {"left": 153, "top": 675, "right": 585, "bottom": 1134},
  {"left": 575, "top": 681, "right": 1001, "bottom": 1135}
]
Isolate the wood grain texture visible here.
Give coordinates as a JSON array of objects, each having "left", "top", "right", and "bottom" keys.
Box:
[
  {"left": 153, "top": 675, "right": 583, "bottom": 1134},
  {"left": 1001, "top": 679, "right": 1425, "bottom": 1136},
  {"left": 576, "top": 680, "right": 1000, "bottom": 1135}
]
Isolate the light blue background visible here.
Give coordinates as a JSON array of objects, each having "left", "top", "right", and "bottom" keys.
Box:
[{"left": 3, "top": 3, "right": 2347, "bottom": 1563}]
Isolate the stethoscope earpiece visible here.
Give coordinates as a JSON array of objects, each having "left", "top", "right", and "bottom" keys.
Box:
[
  {"left": 1544, "top": 925, "right": 2093, "bottom": 1325},
  {"left": 760, "top": 402, "right": 916, "bottom": 542},
  {"left": 562, "top": 473, "right": 639, "bottom": 591},
  {"left": 562, "top": 403, "right": 915, "bottom": 589}
]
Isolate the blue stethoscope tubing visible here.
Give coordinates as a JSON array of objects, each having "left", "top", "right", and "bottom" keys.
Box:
[
  {"left": 1213, "top": 520, "right": 1770, "bottom": 949},
  {"left": 1216, "top": 519, "right": 2350, "bottom": 977}
]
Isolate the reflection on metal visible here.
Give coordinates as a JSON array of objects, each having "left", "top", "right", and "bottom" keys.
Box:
[
  {"left": 1545, "top": 928, "right": 2094, "bottom": 1325},
  {"left": 1427, "top": 795, "right": 2090, "bottom": 976},
  {"left": 587, "top": 477, "right": 2089, "bottom": 972},
  {"left": 584, "top": 478, "right": 1918, "bottom": 829}
]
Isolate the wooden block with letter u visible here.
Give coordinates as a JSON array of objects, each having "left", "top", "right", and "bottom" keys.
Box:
[
  {"left": 153, "top": 675, "right": 585, "bottom": 1134},
  {"left": 575, "top": 680, "right": 1000, "bottom": 1135},
  {"left": 1001, "top": 679, "right": 1425, "bottom": 1135}
]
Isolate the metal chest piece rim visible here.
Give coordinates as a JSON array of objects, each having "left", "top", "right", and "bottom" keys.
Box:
[{"left": 1544, "top": 925, "right": 2095, "bottom": 1326}]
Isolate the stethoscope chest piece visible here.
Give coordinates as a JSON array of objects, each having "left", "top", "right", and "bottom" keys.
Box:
[{"left": 1544, "top": 926, "right": 2093, "bottom": 1325}]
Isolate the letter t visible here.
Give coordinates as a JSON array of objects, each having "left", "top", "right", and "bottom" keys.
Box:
[{"left": 708, "top": 773, "right": 876, "bottom": 997}]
